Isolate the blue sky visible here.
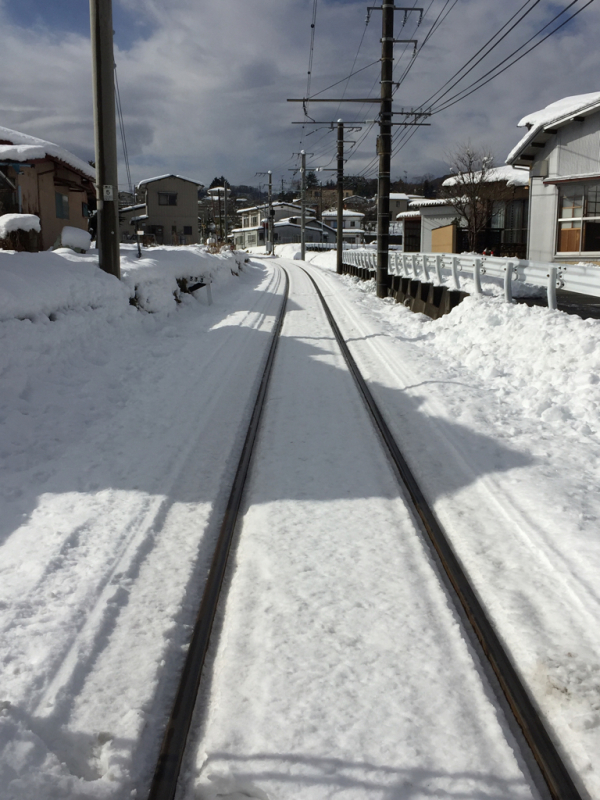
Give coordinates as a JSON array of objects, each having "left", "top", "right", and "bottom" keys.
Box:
[
  {"left": 3, "top": 0, "right": 150, "bottom": 49},
  {"left": 1, "top": 0, "right": 599, "bottom": 190}
]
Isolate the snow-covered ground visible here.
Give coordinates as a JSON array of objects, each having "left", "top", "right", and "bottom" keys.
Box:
[{"left": 2, "top": 243, "right": 600, "bottom": 799}]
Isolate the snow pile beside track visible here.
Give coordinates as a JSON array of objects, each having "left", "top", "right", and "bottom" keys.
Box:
[{"left": 0, "top": 244, "right": 247, "bottom": 321}]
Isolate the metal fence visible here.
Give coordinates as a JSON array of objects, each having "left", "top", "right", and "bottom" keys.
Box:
[{"left": 342, "top": 250, "right": 600, "bottom": 310}]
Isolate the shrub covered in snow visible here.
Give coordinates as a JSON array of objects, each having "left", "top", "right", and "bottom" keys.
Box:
[{"left": 0, "top": 213, "right": 41, "bottom": 252}]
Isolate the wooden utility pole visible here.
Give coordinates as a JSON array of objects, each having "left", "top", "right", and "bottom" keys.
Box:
[
  {"left": 89, "top": 0, "right": 120, "bottom": 279},
  {"left": 376, "top": 2, "right": 394, "bottom": 298},
  {"left": 336, "top": 120, "right": 344, "bottom": 274}
]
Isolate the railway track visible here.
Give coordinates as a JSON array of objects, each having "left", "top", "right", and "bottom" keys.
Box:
[{"left": 147, "top": 261, "right": 583, "bottom": 800}]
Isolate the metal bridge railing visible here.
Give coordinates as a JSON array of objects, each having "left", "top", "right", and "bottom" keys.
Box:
[{"left": 341, "top": 250, "right": 600, "bottom": 310}]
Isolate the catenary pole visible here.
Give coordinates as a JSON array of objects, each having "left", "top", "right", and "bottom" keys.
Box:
[
  {"left": 223, "top": 181, "right": 228, "bottom": 247},
  {"left": 336, "top": 120, "right": 344, "bottom": 274},
  {"left": 267, "top": 171, "right": 273, "bottom": 254},
  {"left": 376, "top": 2, "right": 394, "bottom": 298},
  {"left": 300, "top": 150, "right": 306, "bottom": 260},
  {"left": 89, "top": 0, "right": 120, "bottom": 279}
]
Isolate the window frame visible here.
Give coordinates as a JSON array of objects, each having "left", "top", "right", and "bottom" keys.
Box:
[
  {"left": 55, "top": 191, "right": 69, "bottom": 219},
  {"left": 556, "top": 180, "right": 600, "bottom": 254},
  {"left": 158, "top": 192, "right": 178, "bottom": 206}
]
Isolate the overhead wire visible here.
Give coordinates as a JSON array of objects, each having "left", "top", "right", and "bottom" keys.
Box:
[
  {"left": 114, "top": 64, "right": 133, "bottom": 195},
  {"left": 359, "top": 0, "right": 596, "bottom": 178}
]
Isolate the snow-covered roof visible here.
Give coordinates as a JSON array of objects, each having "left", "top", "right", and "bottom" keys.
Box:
[
  {"left": 507, "top": 92, "right": 600, "bottom": 167},
  {"left": 120, "top": 204, "right": 145, "bottom": 213},
  {"left": 0, "top": 126, "right": 95, "bottom": 180},
  {"left": 396, "top": 210, "right": 421, "bottom": 220},
  {"left": 137, "top": 174, "right": 204, "bottom": 188},
  {"left": 389, "top": 192, "right": 410, "bottom": 201},
  {"left": 321, "top": 208, "right": 364, "bottom": 217},
  {"left": 442, "top": 164, "right": 529, "bottom": 188},
  {"left": 408, "top": 198, "right": 452, "bottom": 208},
  {"left": 237, "top": 201, "right": 314, "bottom": 215}
]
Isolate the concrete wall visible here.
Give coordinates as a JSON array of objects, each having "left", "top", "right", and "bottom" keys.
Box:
[{"left": 144, "top": 176, "right": 200, "bottom": 244}]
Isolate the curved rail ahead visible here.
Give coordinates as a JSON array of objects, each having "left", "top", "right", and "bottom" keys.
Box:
[
  {"left": 298, "top": 264, "right": 583, "bottom": 800},
  {"left": 147, "top": 266, "right": 289, "bottom": 800}
]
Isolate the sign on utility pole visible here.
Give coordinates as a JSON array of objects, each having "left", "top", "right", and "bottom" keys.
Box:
[{"left": 89, "top": 0, "right": 120, "bottom": 279}]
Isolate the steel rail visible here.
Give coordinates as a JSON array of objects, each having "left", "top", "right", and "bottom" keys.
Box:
[
  {"left": 147, "top": 266, "right": 290, "bottom": 800},
  {"left": 299, "top": 264, "right": 583, "bottom": 800}
]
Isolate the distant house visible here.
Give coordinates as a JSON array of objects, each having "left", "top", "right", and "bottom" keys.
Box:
[
  {"left": 506, "top": 92, "right": 600, "bottom": 262},
  {"left": 321, "top": 208, "right": 365, "bottom": 244},
  {"left": 232, "top": 201, "right": 335, "bottom": 248},
  {"left": 127, "top": 174, "right": 204, "bottom": 245},
  {"left": 405, "top": 199, "right": 458, "bottom": 253},
  {"left": 0, "top": 125, "right": 95, "bottom": 250}
]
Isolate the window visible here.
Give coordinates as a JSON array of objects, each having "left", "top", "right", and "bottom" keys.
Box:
[
  {"left": 82, "top": 201, "right": 89, "bottom": 218},
  {"left": 349, "top": 220, "right": 355, "bottom": 227},
  {"left": 183, "top": 226, "right": 193, "bottom": 235},
  {"left": 251, "top": 215, "right": 258, "bottom": 227},
  {"left": 55, "top": 192, "right": 69, "bottom": 219},
  {"left": 158, "top": 192, "right": 177, "bottom": 206},
  {"left": 557, "top": 181, "right": 600, "bottom": 253}
]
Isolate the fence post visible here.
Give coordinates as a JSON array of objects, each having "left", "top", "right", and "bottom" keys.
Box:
[
  {"left": 451, "top": 256, "right": 461, "bottom": 290},
  {"left": 411, "top": 254, "right": 417, "bottom": 278},
  {"left": 504, "top": 261, "right": 514, "bottom": 303},
  {"left": 422, "top": 255, "right": 430, "bottom": 282},
  {"left": 547, "top": 266, "right": 558, "bottom": 310},
  {"left": 435, "top": 255, "right": 443, "bottom": 284},
  {"left": 473, "top": 258, "right": 482, "bottom": 296}
]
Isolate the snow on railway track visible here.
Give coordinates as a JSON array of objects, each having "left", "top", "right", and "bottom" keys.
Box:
[{"left": 153, "top": 260, "right": 576, "bottom": 800}]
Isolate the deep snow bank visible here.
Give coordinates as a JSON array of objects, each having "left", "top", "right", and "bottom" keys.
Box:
[{"left": 0, "top": 244, "right": 247, "bottom": 321}]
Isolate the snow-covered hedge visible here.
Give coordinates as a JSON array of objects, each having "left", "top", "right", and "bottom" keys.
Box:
[{"left": 0, "top": 243, "right": 248, "bottom": 321}]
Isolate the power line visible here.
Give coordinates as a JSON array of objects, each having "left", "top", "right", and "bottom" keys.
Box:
[
  {"left": 114, "top": 64, "right": 132, "bottom": 195},
  {"left": 429, "top": 0, "right": 594, "bottom": 114}
]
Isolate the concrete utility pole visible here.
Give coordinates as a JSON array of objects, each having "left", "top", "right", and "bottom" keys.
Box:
[
  {"left": 336, "top": 120, "right": 344, "bottom": 275},
  {"left": 300, "top": 150, "right": 306, "bottom": 261},
  {"left": 223, "top": 182, "right": 228, "bottom": 247},
  {"left": 89, "top": 0, "right": 120, "bottom": 279},
  {"left": 376, "top": 2, "right": 394, "bottom": 298},
  {"left": 267, "top": 171, "right": 273, "bottom": 254}
]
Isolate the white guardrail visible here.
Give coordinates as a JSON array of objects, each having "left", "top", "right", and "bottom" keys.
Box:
[{"left": 342, "top": 251, "right": 600, "bottom": 310}]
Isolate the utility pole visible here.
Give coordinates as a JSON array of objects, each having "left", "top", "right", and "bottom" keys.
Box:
[
  {"left": 223, "top": 181, "right": 228, "bottom": 248},
  {"left": 267, "top": 171, "right": 273, "bottom": 254},
  {"left": 376, "top": 2, "right": 394, "bottom": 299},
  {"left": 300, "top": 150, "right": 306, "bottom": 260},
  {"left": 337, "top": 120, "right": 344, "bottom": 274},
  {"left": 90, "top": 0, "right": 120, "bottom": 279}
]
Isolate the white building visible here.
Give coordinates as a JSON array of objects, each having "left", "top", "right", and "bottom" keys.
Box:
[
  {"left": 232, "top": 201, "right": 335, "bottom": 248},
  {"left": 321, "top": 208, "right": 365, "bottom": 244},
  {"left": 506, "top": 92, "right": 600, "bottom": 262}
]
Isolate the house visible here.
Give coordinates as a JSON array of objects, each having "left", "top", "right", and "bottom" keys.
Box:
[
  {"left": 0, "top": 125, "right": 95, "bottom": 250},
  {"left": 506, "top": 92, "right": 600, "bottom": 262},
  {"left": 127, "top": 174, "right": 204, "bottom": 245},
  {"left": 232, "top": 201, "right": 335, "bottom": 248},
  {"left": 321, "top": 208, "right": 365, "bottom": 244},
  {"left": 232, "top": 201, "right": 336, "bottom": 248}
]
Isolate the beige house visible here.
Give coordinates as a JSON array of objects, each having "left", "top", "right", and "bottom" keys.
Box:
[
  {"left": 0, "top": 125, "right": 95, "bottom": 250},
  {"left": 128, "top": 174, "right": 204, "bottom": 245}
]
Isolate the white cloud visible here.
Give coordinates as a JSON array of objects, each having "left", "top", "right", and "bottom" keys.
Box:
[{"left": 1, "top": 0, "right": 599, "bottom": 189}]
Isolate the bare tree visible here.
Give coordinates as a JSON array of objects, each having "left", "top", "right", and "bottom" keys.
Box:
[{"left": 443, "top": 143, "right": 512, "bottom": 252}]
